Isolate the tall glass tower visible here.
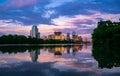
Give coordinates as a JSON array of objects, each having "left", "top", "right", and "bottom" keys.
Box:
[{"left": 30, "top": 25, "right": 40, "bottom": 38}]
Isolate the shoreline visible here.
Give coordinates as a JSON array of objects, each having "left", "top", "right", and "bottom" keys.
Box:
[{"left": 0, "top": 43, "right": 92, "bottom": 46}]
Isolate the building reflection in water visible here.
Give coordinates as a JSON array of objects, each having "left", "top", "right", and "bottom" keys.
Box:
[
  {"left": 54, "top": 47, "right": 62, "bottom": 56},
  {"left": 66, "top": 46, "right": 70, "bottom": 54},
  {"left": 84, "top": 44, "right": 88, "bottom": 50},
  {"left": 29, "top": 45, "right": 84, "bottom": 62},
  {"left": 48, "top": 45, "right": 83, "bottom": 56},
  {"left": 72, "top": 47, "right": 78, "bottom": 56},
  {"left": 30, "top": 49, "right": 40, "bottom": 62}
]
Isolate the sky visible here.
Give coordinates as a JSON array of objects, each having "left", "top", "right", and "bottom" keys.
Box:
[{"left": 0, "top": 0, "right": 120, "bottom": 38}]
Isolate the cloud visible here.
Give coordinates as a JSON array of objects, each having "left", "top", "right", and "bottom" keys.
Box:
[
  {"left": 53, "top": 0, "right": 120, "bottom": 17},
  {"left": 33, "top": 5, "right": 41, "bottom": 13},
  {"left": 100, "top": 14, "right": 120, "bottom": 21},
  {"left": 67, "top": 13, "right": 101, "bottom": 24},
  {"left": 43, "top": 10, "right": 56, "bottom": 18},
  {"left": 52, "top": 13, "right": 101, "bottom": 28},
  {"left": 5, "top": 0, "right": 38, "bottom": 8},
  {"left": 0, "top": 20, "right": 31, "bottom": 35},
  {"left": 45, "top": 0, "right": 75, "bottom": 8}
]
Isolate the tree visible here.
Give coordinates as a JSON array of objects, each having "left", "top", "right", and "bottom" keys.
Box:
[{"left": 92, "top": 20, "right": 120, "bottom": 68}]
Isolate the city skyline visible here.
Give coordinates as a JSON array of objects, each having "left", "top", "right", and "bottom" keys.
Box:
[
  {"left": 0, "top": 0, "right": 120, "bottom": 40},
  {"left": 30, "top": 25, "right": 84, "bottom": 41},
  {"left": 0, "top": 1, "right": 119, "bottom": 75}
]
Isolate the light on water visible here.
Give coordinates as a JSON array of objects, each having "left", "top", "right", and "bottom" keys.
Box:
[{"left": 0, "top": 45, "right": 120, "bottom": 76}]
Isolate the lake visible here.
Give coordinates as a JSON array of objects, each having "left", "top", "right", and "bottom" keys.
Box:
[{"left": 0, "top": 44, "right": 120, "bottom": 76}]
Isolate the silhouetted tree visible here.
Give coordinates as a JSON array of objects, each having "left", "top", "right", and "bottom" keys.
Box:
[{"left": 92, "top": 20, "right": 120, "bottom": 68}]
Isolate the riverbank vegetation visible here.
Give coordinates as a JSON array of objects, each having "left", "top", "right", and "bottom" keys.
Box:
[
  {"left": 0, "top": 35, "right": 83, "bottom": 44},
  {"left": 92, "top": 20, "right": 120, "bottom": 68}
]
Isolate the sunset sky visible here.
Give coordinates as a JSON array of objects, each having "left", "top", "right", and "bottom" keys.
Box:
[{"left": 0, "top": 0, "right": 120, "bottom": 38}]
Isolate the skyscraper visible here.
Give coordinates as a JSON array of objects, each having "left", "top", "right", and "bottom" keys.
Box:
[
  {"left": 66, "top": 33, "right": 70, "bottom": 40},
  {"left": 72, "top": 31, "right": 76, "bottom": 40},
  {"left": 61, "top": 35, "right": 65, "bottom": 40},
  {"left": 30, "top": 25, "right": 40, "bottom": 38}
]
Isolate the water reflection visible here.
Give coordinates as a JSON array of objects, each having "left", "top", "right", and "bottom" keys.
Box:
[
  {"left": 92, "top": 45, "right": 120, "bottom": 69},
  {"left": 0, "top": 45, "right": 120, "bottom": 76},
  {"left": 0, "top": 45, "right": 85, "bottom": 63},
  {"left": 30, "top": 49, "right": 40, "bottom": 62}
]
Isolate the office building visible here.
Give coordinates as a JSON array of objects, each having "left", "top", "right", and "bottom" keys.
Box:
[
  {"left": 30, "top": 25, "right": 40, "bottom": 38},
  {"left": 66, "top": 33, "right": 70, "bottom": 40},
  {"left": 48, "top": 34, "right": 55, "bottom": 40},
  {"left": 43, "top": 36, "right": 47, "bottom": 40},
  {"left": 72, "top": 31, "right": 77, "bottom": 40},
  {"left": 54, "top": 31, "right": 62, "bottom": 40},
  {"left": 61, "top": 35, "right": 65, "bottom": 40}
]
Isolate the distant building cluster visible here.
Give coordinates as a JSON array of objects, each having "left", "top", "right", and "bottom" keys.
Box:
[{"left": 30, "top": 25, "right": 89, "bottom": 42}]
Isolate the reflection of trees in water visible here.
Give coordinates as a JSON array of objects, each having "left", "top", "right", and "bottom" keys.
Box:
[
  {"left": 0, "top": 46, "right": 41, "bottom": 54},
  {"left": 0, "top": 46, "right": 41, "bottom": 62},
  {"left": 0, "top": 45, "right": 84, "bottom": 55},
  {"left": 92, "top": 46, "right": 120, "bottom": 69}
]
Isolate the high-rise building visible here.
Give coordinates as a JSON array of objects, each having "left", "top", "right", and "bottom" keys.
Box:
[
  {"left": 54, "top": 31, "right": 62, "bottom": 40},
  {"left": 37, "top": 32, "right": 40, "bottom": 38},
  {"left": 66, "top": 33, "right": 70, "bottom": 40},
  {"left": 30, "top": 25, "right": 40, "bottom": 38},
  {"left": 72, "top": 31, "right": 77, "bottom": 40},
  {"left": 62, "top": 35, "right": 65, "bottom": 40}
]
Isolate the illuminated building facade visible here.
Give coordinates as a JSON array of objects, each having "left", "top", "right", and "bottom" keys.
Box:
[
  {"left": 61, "top": 35, "right": 65, "bottom": 40},
  {"left": 54, "top": 31, "right": 62, "bottom": 40},
  {"left": 54, "top": 47, "right": 62, "bottom": 55}
]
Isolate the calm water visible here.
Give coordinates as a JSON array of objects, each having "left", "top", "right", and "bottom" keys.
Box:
[{"left": 0, "top": 45, "right": 120, "bottom": 76}]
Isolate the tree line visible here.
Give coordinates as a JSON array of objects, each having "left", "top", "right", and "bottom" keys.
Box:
[
  {"left": 0, "top": 34, "right": 83, "bottom": 44},
  {"left": 92, "top": 20, "right": 120, "bottom": 68},
  {"left": 92, "top": 20, "right": 120, "bottom": 47}
]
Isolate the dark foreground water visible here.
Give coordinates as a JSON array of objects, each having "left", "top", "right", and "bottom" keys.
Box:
[{"left": 0, "top": 45, "right": 120, "bottom": 76}]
